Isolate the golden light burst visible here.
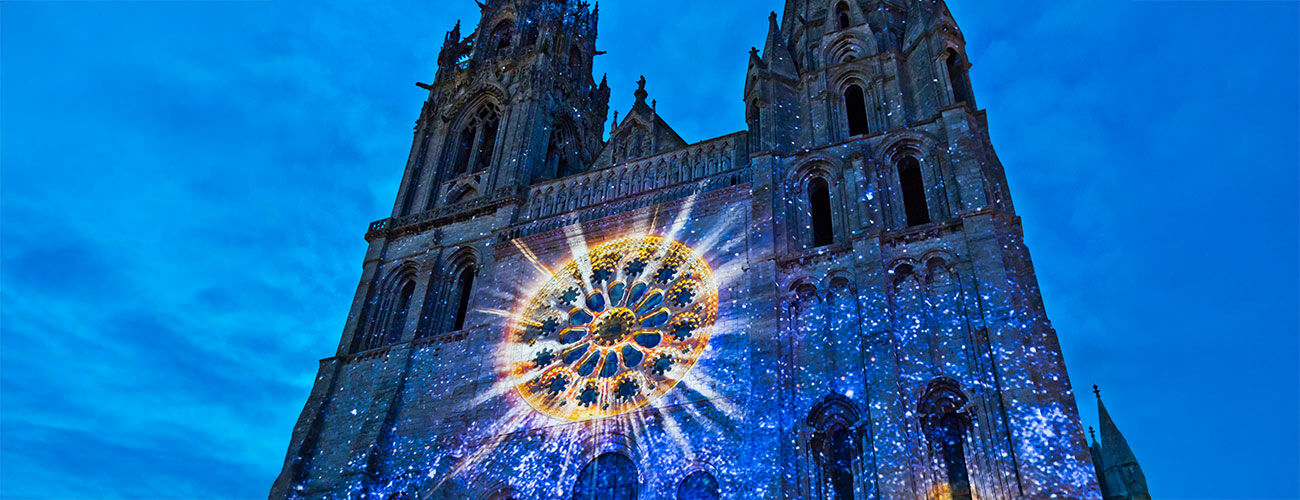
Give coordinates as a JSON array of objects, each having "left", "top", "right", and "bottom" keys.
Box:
[{"left": 505, "top": 235, "right": 718, "bottom": 421}]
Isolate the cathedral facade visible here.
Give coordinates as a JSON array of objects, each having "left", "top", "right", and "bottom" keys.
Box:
[{"left": 270, "top": 1, "right": 1144, "bottom": 498}]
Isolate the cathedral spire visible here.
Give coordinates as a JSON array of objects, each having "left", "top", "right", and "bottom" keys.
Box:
[{"left": 1094, "top": 386, "right": 1151, "bottom": 500}]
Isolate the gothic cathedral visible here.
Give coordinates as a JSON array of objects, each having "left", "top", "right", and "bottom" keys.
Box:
[{"left": 271, "top": 1, "right": 1149, "bottom": 499}]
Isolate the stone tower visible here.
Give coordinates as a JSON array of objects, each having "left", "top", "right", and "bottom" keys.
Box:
[{"left": 271, "top": 1, "right": 1126, "bottom": 498}]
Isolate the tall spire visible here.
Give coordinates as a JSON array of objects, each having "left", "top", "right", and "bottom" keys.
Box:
[{"left": 1094, "top": 386, "right": 1151, "bottom": 500}]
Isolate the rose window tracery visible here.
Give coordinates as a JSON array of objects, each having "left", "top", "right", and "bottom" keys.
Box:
[{"left": 507, "top": 235, "right": 718, "bottom": 421}]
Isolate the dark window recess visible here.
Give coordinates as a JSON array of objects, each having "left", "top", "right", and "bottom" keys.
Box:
[
  {"left": 452, "top": 266, "right": 475, "bottom": 331},
  {"left": 845, "top": 85, "right": 869, "bottom": 136},
  {"left": 945, "top": 49, "right": 974, "bottom": 107},
  {"left": 571, "top": 453, "right": 638, "bottom": 500},
  {"left": 675, "top": 471, "right": 720, "bottom": 500},
  {"left": 491, "top": 21, "right": 513, "bottom": 57},
  {"left": 386, "top": 281, "right": 416, "bottom": 344},
  {"left": 400, "top": 137, "right": 429, "bottom": 215},
  {"left": 940, "top": 415, "right": 972, "bottom": 500},
  {"left": 899, "top": 157, "right": 931, "bottom": 226},
  {"left": 827, "top": 426, "right": 856, "bottom": 500},
  {"left": 522, "top": 25, "right": 539, "bottom": 48},
  {"left": 836, "top": 2, "right": 851, "bottom": 30},
  {"left": 454, "top": 127, "right": 475, "bottom": 175},
  {"left": 475, "top": 118, "right": 499, "bottom": 172},
  {"left": 810, "top": 178, "right": 835, "bottom": 247}
]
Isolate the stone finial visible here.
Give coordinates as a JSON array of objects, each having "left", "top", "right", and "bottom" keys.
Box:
[
  {"left": 1088, "top": 426, "right": 1097, "bottom": 443},
  {"left": 1093, "top": 384, "right": 1101, "bottom": 399}
]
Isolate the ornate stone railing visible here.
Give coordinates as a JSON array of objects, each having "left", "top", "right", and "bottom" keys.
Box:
[
  {"left": 523, "top": 132, "right": 748, "bottom": 221},
  {"left": 515, "top": 167, "right": 752, "bottom": 240},
  {"left": 365, "top": 132, "right": 749, "bottom": 242}
]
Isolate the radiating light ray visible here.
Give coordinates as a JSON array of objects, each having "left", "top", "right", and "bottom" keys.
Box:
[
  {"left": 680, "top": 374, "right": 741, "bottom": 419},
  {"left": 478, "top": 308, "right": 540, "bottom": 327},
  {"left": 653, "top": 403, "right": 693, "bottom": 457},
  {"left": 562, "top": 225, "right": 595, "bottom": 292},
  {"left": 513, "top": 239, "right": 553, "bottom": 277},
  {"left": 678, "top": 396, "right": 727, "bottom": 438},
  {"left": 662, "top": 193, "right": 697, "bottom": 244},
  {"left": 429, "top": 405, "right": 535, "bottom": 491}
]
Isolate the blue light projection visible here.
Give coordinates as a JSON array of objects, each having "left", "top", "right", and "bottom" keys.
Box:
[{"left": 308, "top": 192, "right": 756, "bottom": 499}]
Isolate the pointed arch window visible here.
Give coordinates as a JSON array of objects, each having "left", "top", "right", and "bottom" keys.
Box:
[
  {"left": 676, "top": 471, "right": 719, "bottom": 500},
  {"left": 808, "top": 398, "right": 862, "bottom": 500},
  {"left": 521, "top": 23, "right": 539, "bottom": 49},
  {"left": 572, "top": 453, "right": 637, "bottom": 500},
  {"left": 546, "top": 122, "right": 580, "bottom": 179},
  {"left": 747, "top": 104, "right": 762, "bottom": 150},
  {"left": 944, "top": 49, "right": 974, "bottom": 108},
  {"left": 844, "top": 85, "right": 869, "bottom": 136},
  {"left": 809, "top": 177, "right": 834, "bottom": 247},
  {"left": 384, "top": 280, "right": 416, "bottom": 345},
  {"left": 352, "top": 271, "right": 417, "bottom": 353},
  {"left": 898, "top": 156, "right": 930, "bottom": 226},
  {"left": 836, "top": 2, "right": 852, "bottom": 30},
  {"left": 400, "top": 134, "right": 430, "bottom": 216},
  {"left": 490, "top": 20, "right": 514, "bottom": 58},
  {"left": 451, "top": 264, "right": 475, "bottom": 332},
  {"left": 451, "top": 104, "right": 502, "bottom": 176}
]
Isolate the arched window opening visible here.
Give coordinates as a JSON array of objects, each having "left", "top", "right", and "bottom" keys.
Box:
[
  {"left": 571, "top": 453, "right": 638, "bottom": 500},
  {"left": 491, "top": 21, "right": 513, "bottom": 58},
  {"left": 939, "top": 414, "right": 972, "bottom": 500},
  {"left": 546, "top": 123, "right": 579, "bottom": 179},
  {"left": 676, "top": 470, "right": 720, "bottom": 500},
  {"left": 944, "top": 49, "right": 973, "bottom": 107},
  {"left": 475, "top": 115, "right": 499, "bottom": 172},
  {"left": 747, "top": 104, "right": 762, "bottom": 150},
  {"left": 385, "top": 280, "right": 416, "bottom": 345},
  {"left": 898, "top": 156, "right": 930, "bottom": 226},
  {"left": 836, "top": 2, "right": 852, "bottom": 30},
  {"left": 451, "top": 265, "right": 475, "bottom": 331},
  {"left": 845, "top": 85, "right": 869, "bottom": 136},
  {"left": 451, "top": 104, "right": 502, "bottom": 176},
  {"left": 823, "top": 426, "right": 856, "bottom": 500},
  {"left": 400, "top": 135, "right": 430, "bottom": 215},
  {"left": 522, "top": 24, "right": 539, "bottom": 49},
  {"left": 628, "top": 132, "right": 644, "bottom": 159},
  {"left": 809, "top": 398, "right": 861, "bottom": 500},
  {"left": 453, "top": 126, "right": 475, "bottom": 175},
  {"left": 809, "top": 177, "right": 834, "bottom": 247},
  {"left": 921, "top": 379, "right": 973, "bottom": 500}
]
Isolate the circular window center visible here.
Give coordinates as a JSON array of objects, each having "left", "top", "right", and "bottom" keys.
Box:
[{"left": 592, "top": 308, "right": 637, "bottom": 346}]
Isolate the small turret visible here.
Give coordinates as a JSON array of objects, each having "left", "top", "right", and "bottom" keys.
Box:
[{"left": 1093, "top": 386, "right": 1151, "bottom": 500}]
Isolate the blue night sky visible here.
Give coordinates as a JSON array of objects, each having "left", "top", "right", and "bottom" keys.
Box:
[{"left": 2, "top": 1, "right": 1296, "bottom": 498}]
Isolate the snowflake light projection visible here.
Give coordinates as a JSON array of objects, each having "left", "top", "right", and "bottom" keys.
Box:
[{"left": 504, "top": 235, "right": 718, "bottom": 421}]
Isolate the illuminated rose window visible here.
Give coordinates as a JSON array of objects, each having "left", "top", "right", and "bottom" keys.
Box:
[{"left": 508, "top": 235, "right": 718, "bottom": 421}]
